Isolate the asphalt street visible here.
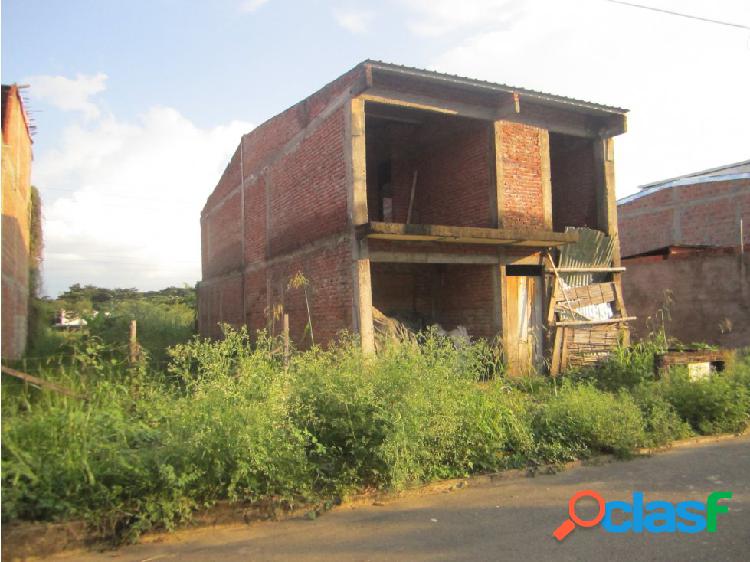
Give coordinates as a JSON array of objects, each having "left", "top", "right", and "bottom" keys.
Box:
[{"left": 48, "top": 434, "right": 750, "bottom": 562}]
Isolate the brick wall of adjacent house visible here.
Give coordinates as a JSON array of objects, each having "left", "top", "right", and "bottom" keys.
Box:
[
  {"left": 618, "top": 178, "right": 750, "bottom": 257},
  {"left": 2, "top": 85, "right": 33, "bottom": 360},
  {"left": 623, "top": 249, "right": 750, "bottom": 348}
]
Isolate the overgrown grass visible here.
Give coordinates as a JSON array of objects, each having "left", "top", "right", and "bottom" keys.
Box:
[{"left": 3, "top": 327, "right": 749, "bottom": 543}]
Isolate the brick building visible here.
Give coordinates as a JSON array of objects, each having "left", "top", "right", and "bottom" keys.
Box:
[
  {"left": 618, "top": 160, "right": 750, "bottom": 257},
  {"left": 199, "top": 61, "right": 628, "bottom": 372},
  {"left": 2, "top": 84, "right": 34, "bottom": 360},
  {"left": 617, "top": 161, "right": 750, "bottom": 347}
]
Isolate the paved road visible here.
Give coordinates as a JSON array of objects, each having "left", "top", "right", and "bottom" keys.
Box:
[{"left": 50, "top": 435, "right": 750, "bottom": 562}]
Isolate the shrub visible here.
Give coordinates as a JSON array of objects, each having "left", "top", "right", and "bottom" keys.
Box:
[
  {"left": 662, "top": 371, "right": 749, "bottom": 435},
  {"left": 533, "top": 382, "right": 646, "bottom": 461},
  {"left": 5, "top": 327, "right": 749, "bottom": 543},
  {"left": 629, "top": 382, "right": 692, "bottom": 447},
  {"left": 286, "top": 332, "right": 531, "bottom": 493},
  {"left": 572, "top": 338, "right": 664, "bottom": 392},
  {"left": 726, "top": 349, "right": 750, "bottom": 402}
]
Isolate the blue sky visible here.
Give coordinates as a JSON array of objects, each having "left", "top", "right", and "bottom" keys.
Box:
[{"left": 2, "top": 0, "right": 749, "bottom": 296}]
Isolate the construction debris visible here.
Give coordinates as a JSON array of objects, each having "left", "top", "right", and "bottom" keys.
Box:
[
  {"left": 548, "top": 228, "right": 633, "bottom": 374},
  {"left": 372, "top": 307, "right": 470, "bottom": 351}
]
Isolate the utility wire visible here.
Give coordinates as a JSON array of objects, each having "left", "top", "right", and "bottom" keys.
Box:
[{"left": 606, "top": 0, "right": 750, "bottom": 30}]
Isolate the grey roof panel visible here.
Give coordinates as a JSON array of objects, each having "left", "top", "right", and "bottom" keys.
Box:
[{"left": 364, "top": 60, "right": 629, "bottom": 115}]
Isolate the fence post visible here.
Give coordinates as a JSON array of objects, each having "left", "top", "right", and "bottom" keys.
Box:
[
  {"left": 129, "top": 320, "right": 138, "bottom": 364},
  {"left": 283, "top": 313, "right": 290, "bottom": 368}
]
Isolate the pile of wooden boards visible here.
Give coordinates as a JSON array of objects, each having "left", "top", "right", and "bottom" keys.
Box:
[{"left": 547, "top": 228, "right": 635, "bottom": 374}]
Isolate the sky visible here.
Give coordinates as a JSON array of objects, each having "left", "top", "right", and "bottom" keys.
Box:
[{"left": 2, "top": 0, "right": 749, "bottom": 297}]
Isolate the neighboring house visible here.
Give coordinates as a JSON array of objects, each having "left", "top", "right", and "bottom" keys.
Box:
[
  {"left": 199, "top": 61, "right": 628, "bottom": 373},
  {"left": 2, "top": 84, "right": 34, "bottom": 360},
  {"left": 53, "top": 309, "right": 88, "bottom": 330},
  {"left": 618, "top": 161, "right": 750, "bottom": 347}
]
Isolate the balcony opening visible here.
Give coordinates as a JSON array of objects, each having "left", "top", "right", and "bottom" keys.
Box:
[
  {"left": 364, "top": 102, "right": 494, "bottom": 228},
  {"left": 550, "top": 132, "right": 599, "bottom": 231}
]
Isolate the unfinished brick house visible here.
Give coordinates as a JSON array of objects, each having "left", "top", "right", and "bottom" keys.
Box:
[{"left": 199, "top": 61, "right": 628, "bottom": 372}]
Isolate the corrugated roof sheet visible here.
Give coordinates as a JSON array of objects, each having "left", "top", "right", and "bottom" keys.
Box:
[
  {"left": 364, "top": 60, "right": 629, "bottom": 115},
  {"left": 618, "top": 159, "right": 750, "bottom": 205}
]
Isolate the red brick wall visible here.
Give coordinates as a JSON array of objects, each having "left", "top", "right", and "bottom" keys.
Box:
[
  {"left": 410, "top": 121, "right": 492, "bottom": 227},
  {"left": 265, "top": 239, "right": 353, "bottom": 347},
  {"left": 244, "top": 176, "right": 267, "bottom": 265},
  {"left": 204, "top": 66, "right": 363, "bottom": 212},
  {"left": 500, "top": 122, "right": 545, "bottom": 229},
  {"left": 623, "top": 251, "right": 750, "bottom": 348},
  {"left": 198, "top": 274, "right": 244, "bottom": 340},
  {"left": 2, "top": 85, "right": 33, "bottom": 360},
  {"left": 618, "top": 178, "right": 750, "bottom": 257},
  {"left": 371, "top": 263, "right": 434, "bottom": 323},
  {"left": 436, "top": 264, "right": 496, "bottom": 339},
  {"left": 266, "top": 107, "right": 348, "bottom": 258},
  {"left": 202, "top": 190, "right": 242, "bottom": 278},
  {"left": 200, "top": 67, "right": 361, "bottom": 347}
]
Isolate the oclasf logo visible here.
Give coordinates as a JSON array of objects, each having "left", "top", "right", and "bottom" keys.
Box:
[{"left": 553, "top": 490, "right": 732, "bottom": 541}]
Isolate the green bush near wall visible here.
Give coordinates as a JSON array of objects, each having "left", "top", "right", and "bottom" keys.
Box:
[{"left": 2, "top": 328, "right": 748, "bottom": 542}]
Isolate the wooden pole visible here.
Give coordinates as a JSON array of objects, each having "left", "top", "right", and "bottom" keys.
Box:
[
  {"left": 129, "top": 319, "right": 138, "bottom": 364},
  {"left": 1, "top": 366, "right": 83, "bottom": 399},
  {"left": 406, "top": 170, "right": 418, "bottom": 224},
  {"left": 282, "top": 313, "right": 290, "bottom": 368}
]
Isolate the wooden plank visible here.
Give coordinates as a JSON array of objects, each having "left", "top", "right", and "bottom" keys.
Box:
[
  {"left": 1, "top": 366, "right": 84, "bottom": 399},
  {"left": 558, "top": 282, "right": 616, "bottom": 309},
  {"left": 360, "top": 88, "right": 496, "bottom": 121},
  {"left": 560, "top": 327, "right": 570, "bottom": 371},
  {"left": 553, "top": 316, "right": 636, "bottom": 327},
  {"left": 358, "top": 222, "right": 578, "bottom": 247},
  {"left": 499, "top": 264, "right": 514, "bottom": 372},
  {"left": 360, "top": 86, "right": 617, "bottom": 138},
  {"left": 504, "top": 273, "right": 520, "bottom": 373},
  {"left": 496, "top": 92, "right": 520, "bottom": 119},
  {"left": 555, "top": 266, "right": 626, "bottom": 273},
  {"left": 368, "top": 250, "right": 500, "bottom": 264},
  {"left": 550, "top": 327, "right": 563, "bottom": 376},
  {"left": 406, "top": 170, "right": 418, "bottom": 224}
]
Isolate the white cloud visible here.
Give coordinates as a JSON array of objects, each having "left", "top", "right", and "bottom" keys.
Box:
[
  {"left": 34, "top": 92, "right": 252, "bottom": 296},
  {"left": 24, "top": 73, "right": 108, "bottom": 119},
  {"left": 239, "top": 0, "right": 270, "bottom": 13},
  {"left": 333, "top": 6, "right": 375, "bottom": 34},
  {"left": 398, "top": 0, "right": 525, "bottom": 36},
  {"left": 428, "top": 0, "right": 750, "bottom": 195}
]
